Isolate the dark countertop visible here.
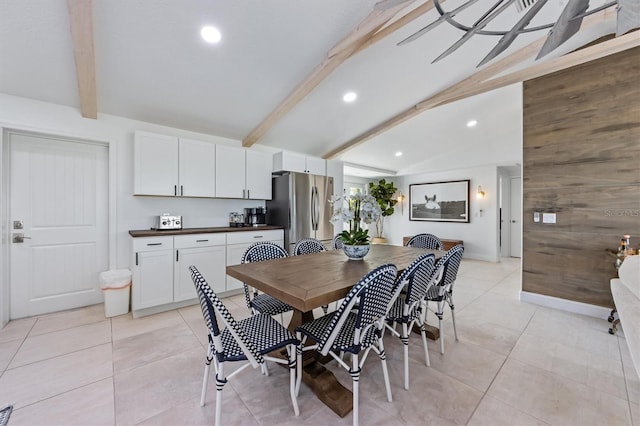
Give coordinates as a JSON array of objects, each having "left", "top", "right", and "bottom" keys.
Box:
[{"left": 129, "top": 225, "right": 284, "bottom": 238}]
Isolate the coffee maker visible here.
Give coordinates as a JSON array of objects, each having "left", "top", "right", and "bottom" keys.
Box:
[{"left": 244, "top": 207, "right": 266, "bottom": 226}]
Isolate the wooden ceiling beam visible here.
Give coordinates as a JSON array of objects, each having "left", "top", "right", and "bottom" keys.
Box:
[
  {"left": 435, "top": 30, "right": 639, "bottom": 109},
  {"left": 323, "top": 8, "right": 620, "bottom": 159},
  {"left": 242, "top": 0, "right": 434, "bottom": 148},
  {"left": 67, "top": 0, "right": 97, "bottom": 119},
  {"left": 356, "top": 1, "right": 438, "bottom": 53}
]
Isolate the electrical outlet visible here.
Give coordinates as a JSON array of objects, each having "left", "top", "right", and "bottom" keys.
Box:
[
  {"left": 533, "top": 212, "right": 540, "bottom": 223},
  {"left": 542, "top": 213, "right": 557, "bottom": 224}
]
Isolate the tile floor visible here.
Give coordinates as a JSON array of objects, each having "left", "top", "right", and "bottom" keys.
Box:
[{"left": 0, "top": 258, "right": 638, "bottom": 425}]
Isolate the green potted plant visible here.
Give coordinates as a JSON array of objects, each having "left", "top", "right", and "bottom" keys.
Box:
[
  {"left": 329, "top": 193, "right": 381, "bottom": 260},
  {"left": 368, "top": 179, "right": 398, "bottom": 244}
]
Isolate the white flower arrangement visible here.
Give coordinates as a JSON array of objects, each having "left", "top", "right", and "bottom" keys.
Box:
[{"left": 329, "top": 193, "right": 382, "bottom": 245}]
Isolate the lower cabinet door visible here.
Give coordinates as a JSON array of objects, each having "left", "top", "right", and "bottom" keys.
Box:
[
  {"left": 226, "top": 238, "right": 285, "bottom": 292},
  {"left": 133, "top": 249, "right": 174, "bottom": 310},
  {"left": 175, "top": 245, "right": 226, "bottom": 301},
  {"left": 226, "top": 243, "right": 250, "bottom": 292}
]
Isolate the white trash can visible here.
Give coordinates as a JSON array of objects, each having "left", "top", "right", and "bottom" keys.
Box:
[{"left": 99, "top": 269, "right": 132, "bottom": 317}]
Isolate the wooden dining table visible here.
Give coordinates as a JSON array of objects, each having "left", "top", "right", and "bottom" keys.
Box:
[{"left": 226, "top": 244, "right": 445, "bottom": 417}]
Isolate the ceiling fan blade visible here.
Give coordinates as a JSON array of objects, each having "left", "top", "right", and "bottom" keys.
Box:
[
  {"left": 477, "top": 0, "right": 549, "bottom": 67},
  {"left": 432, "top": 0, "right": 516, "bottom": 63},
  {"left": 398, "top": 0, "right": 481, "bottom": 46},
  {"left": 537, "top": 0, "right": 590, "bottom": 60},
  {"left": 617, "top": 0, "right": 640, "bottom": 36}
]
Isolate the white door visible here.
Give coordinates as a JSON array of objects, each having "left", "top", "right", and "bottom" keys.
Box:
[
  {"left": 509, "top": 177, "right": 522, "bottom": 258},
  {"left": 9, "top": 132, "right": 109, "bottom": 319}
]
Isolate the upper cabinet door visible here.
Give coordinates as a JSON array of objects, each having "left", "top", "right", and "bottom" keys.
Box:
[
  {"left": 179, "top": 138, "right": 215, "bottom": 197},
  {"left": 305, "top": 156, "right": 326, "bottom": 175},
  {"left": 215, "top": 145, "right": 246, "bottom": 198},
  {"left": 134, "top": 131, "right": 178, "bottom": 196},
  {"left": 273, "top": 151, "right": 305, "bottom": 173},
  {"left": 273, "top": 151, "right": 325, "bottom": 175},
  {"left": 246, "top": 150, "right": 272, "bottom": 200}
]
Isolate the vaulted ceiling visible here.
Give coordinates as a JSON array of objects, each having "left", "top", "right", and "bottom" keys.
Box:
[{"left": 0, "top": 0, "right": 634, "bottom": 176}]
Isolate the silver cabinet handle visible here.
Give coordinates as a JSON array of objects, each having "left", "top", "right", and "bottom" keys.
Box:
[{"left": 196, "top": 239, "right": 209, "bottom": 242}]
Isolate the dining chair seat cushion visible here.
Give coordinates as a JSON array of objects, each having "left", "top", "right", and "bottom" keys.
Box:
[
  {"left": 250, "top": 293, "right": 294, "bottom": 316},
  {"left": 218, "top": 313, "right": 298, "bottom": 362},
  {"left": 296, "top": 311, "right": 381, "bottom": 354}
]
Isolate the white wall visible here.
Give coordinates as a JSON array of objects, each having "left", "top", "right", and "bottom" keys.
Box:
[
  {"left": 384, "top": 166, "right": 500, "bottom": 262},
  {"left": 0, "top": 93, "right": 277, "bottom": 273}
]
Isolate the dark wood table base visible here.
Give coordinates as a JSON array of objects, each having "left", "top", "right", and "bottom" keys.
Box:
[
  {"left": 300, "top": 354, "right": 353, "bottom": 417},
  {"left": 412, "top": 323, "right": 440, "bottom": 340},
  {"left": 288, "top": 309, "right": 353, "bottom": 418}
]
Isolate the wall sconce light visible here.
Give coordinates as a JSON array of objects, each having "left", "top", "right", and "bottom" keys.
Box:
[
  {"left": 396, "top": 192, "right": 405, "bottom": 215},
  {"left": 476, "top": 185, "right": 486, "bottom": 200}
]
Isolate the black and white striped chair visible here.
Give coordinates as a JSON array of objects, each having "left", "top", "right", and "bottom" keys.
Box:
[
  {"left": 189, "top": 266, "right": 300, "bottom": 426},
  {"left": 425, "top": 244, "right": 464, "bottom": 355},
  {"left": 405, "top": 233, "right": 444, "bottom": 250},
  {"left": 292, "top": 238, "right": 327, "bottom": 255},
  {"left": 332, "top": 234, "right": 344, "bottom": 250},
  {"left": 384, "top": 252, "right": 436, "bottom": 390},
  {"left": 241, "top": 242, "right": 293, "bottom": 320},
  {"left": 292, "top": 238, "right": 331, "bottom": 314},
  {"left": 295, "top": 264, "right": 399, "bottom": 426}
]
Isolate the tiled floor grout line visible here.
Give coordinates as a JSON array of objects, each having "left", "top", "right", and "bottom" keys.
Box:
[
  {"left": 617, "top": 331, "right": 637, "bottom": 425},
  {"left": 463, "top": 304, "right": 545, "bottom": 426},
  {"left": 0, "top": 318, "right": 37, "bottom": 378}
]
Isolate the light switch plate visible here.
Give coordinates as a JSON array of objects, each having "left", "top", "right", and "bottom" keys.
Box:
[
  {"left": 542, "top": 213, "right": 557, "bottom": 224},
  {"left": 533, "top": 212, "right": 540, "bottom": 222}
]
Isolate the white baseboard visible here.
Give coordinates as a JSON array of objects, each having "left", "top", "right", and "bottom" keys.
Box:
[
  {"left": 520, "top": 291, "right": 612, "bottom": 320},
  {"left": 464, "top": 253, "right": 500, "bottom": 263}
]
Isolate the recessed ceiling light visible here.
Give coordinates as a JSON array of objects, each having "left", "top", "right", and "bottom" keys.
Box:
[
  {"left": 343, "top": 92, "right": 357, "bottom": 103},
  {"left": 201, "top": 26, "right": 221, "bottom": 44},
  {"left": 467, "top": 119, "right": 478, "bottom": 127},
  {"left": 395, "top": 151, "right": 403, "bottom": 157}
]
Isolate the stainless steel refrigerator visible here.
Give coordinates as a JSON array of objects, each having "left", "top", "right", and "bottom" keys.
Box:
[{"left": 266, "top": 172, "right": 334, "bottom": 253}]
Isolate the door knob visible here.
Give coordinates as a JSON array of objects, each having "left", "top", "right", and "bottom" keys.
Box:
[{"left": 13, "top": 233, "right": 32, "bottom": 243}]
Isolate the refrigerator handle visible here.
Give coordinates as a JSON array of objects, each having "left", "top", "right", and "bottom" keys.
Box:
[
  {"left": 310, "top": 186, "right": 316, "bottom": 230},
  {"left": 312, "top": 186, "right": 319, "bottom": 231}
]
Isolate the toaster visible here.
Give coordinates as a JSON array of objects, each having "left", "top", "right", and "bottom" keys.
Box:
[{"left": 158, "top": 214, "right": 182, "bottom": 230}]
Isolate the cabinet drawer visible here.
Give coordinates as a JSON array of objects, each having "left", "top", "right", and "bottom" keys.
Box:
[
  {"left": 226, "top": 229, "right": 283, "bottom": 245},
  {"left": 174, "top": 233, "right": 226, "bottom": 248},
  {"left": 132, "top": 236, "right": 174, "bottom": 252}
]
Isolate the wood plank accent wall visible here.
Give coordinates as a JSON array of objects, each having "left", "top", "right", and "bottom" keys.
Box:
[{"left": 522, "top": 47, "right": 640, "bottom": 308}]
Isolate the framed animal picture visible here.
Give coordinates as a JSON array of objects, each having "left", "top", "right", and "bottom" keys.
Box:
[{"left": 409, "top": 180, "right": 470, "bottom": 222}]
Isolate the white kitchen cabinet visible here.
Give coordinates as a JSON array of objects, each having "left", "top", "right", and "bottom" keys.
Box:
[
  {"left": 226, "top": 230, "right": 284, "bottom": 291},
  {"left": 174, "top": 234, "right": 226, "bottom": 301},
  {"left": 178, "top": 138, "right": 216, "bottom": 197},
  {"left": 215, "top": 145, "right": 272, "bottom": 200},
  {"left": 273, "top": 151, "right": 326, "bottom": 175},
  {"left": 132, "top": 237, "right": 174, "bottom": 310},
  {"left": 134, "top": 132, "right": 178, "bottom": 196},
  {"left": 133, "top": 131, "right": 215, "bottom": 197},
  {"left": 246, "top": 150, "right": 272, "bottom": 200}
]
